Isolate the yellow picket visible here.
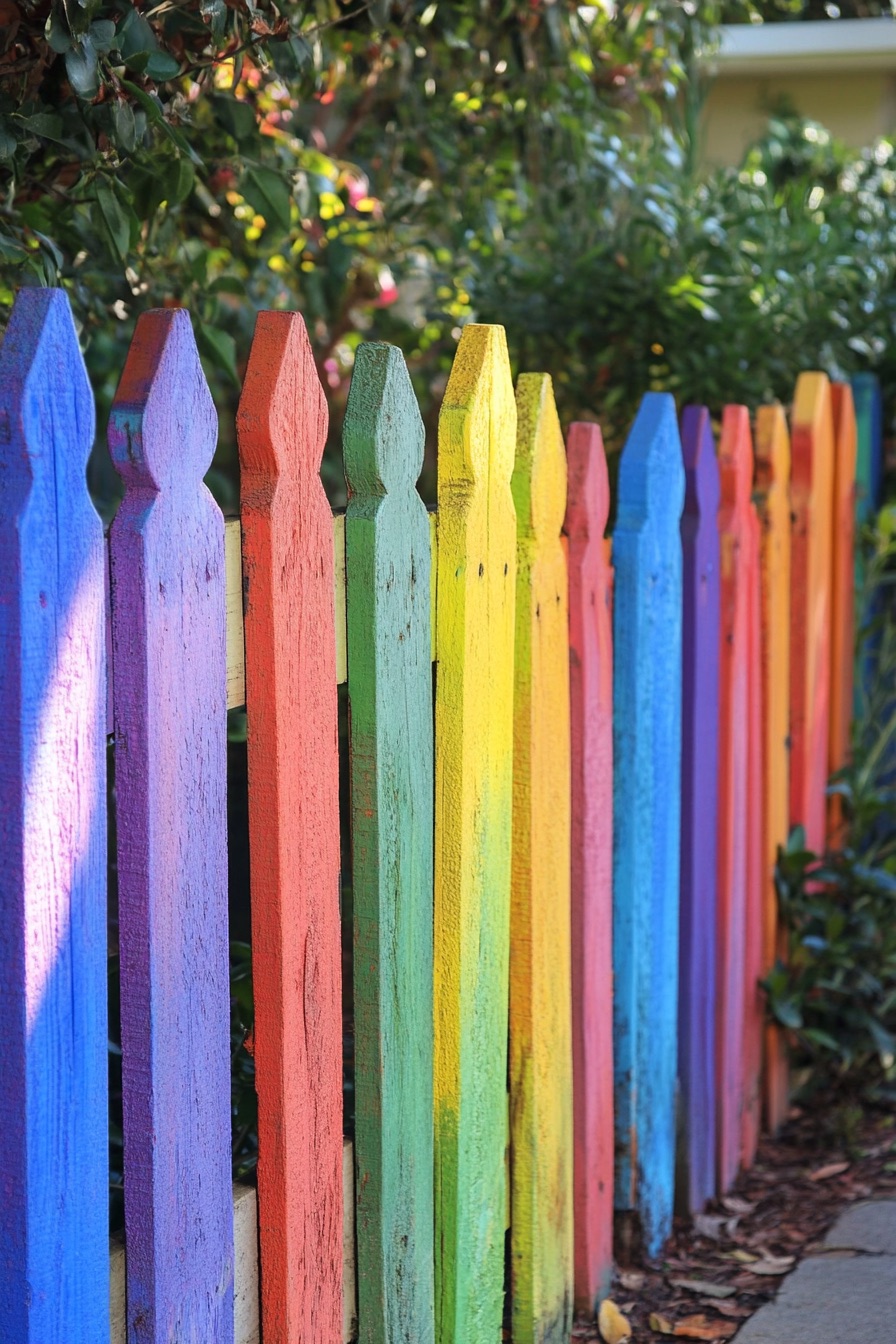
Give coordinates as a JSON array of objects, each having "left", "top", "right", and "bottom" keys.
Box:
[
  {"left": 433, "top": 325, "right": 517, "bottom": 1344},
  {"left": 509, "top": 374, "right": 574, "bottom": 1343}
]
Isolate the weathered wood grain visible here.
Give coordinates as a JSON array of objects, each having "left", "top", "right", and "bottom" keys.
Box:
[
  {"left": 714, "top": 406, "right": 755, "bottom": 1192},
  {"left": 828, "top": 383, "right": 857, "bottom": 838},
  {"left": 109, "top": 309, "right": 234, "bottom": 1340},
  {"left": 344, "top": 343, "right": 435, "bottom": 1344},
  {"left": 754, "top": 405, "right": 792, "bottom": 1134},
  {"left": 510, "top": 374, "right": 574, "bottom": 1343},
  {"left": 236, "top": 311, "right": 343, "bottom": 1343},
  {"left": 677, "top": 405, "right": 720, "bottom": 1214},
  {"left": 565, "top": 421, "right": 614, "bottom": 1312},
  {"left": 611, "top": 393, "right": 684, "bottom": 1257},
  {"left": 0, "top": 288, "right": 108, "bottom": 1342},
  {"left": 789, "top": 374, "right": 835, "bottom": 855},
  {"left": 433, "top": 324, "right": 516, "bottom": 1343}
]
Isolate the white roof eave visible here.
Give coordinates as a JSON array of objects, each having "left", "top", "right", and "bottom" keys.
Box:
[{"left": 704, "top": 17, "right": 896, "bottom": 77}]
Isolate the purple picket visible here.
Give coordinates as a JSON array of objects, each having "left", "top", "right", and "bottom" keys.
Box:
[
  {"left": 677, "top": 406, "right": 720, "bottom": 1214},
  {"left": 0, "top": 289, "right": 109, "bottom": 1342},
  {"left": 109, "top": 309, "right": 234, "bottom": 1341}
]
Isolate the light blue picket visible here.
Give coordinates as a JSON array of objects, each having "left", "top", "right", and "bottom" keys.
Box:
[
  {"left": 0, "top": 288, "right": 109, "bottom": 1342},
  {"left": 612, "top": 392, "right": 685, "bottom": 1257}
]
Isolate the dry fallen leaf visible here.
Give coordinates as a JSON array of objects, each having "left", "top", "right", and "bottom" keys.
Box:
[
  {"left": 694, "top": 1213, "right": 731, "bottom": 1241},
  {"left": 745, "top": 1259, "right": 794, "bottom": 1276},
  {"left": 598, "top": 1298, "right": 632, "bottom": 1343},
  {"left": 713, "top": 1302, "right": 752, "bottom": 1319},
  {"left": 726, "top": 1249, "right": 759, "bottom": 1263},
  {"left": 721, "top": 1195, "right": 755, "bottom": 1215},
  {"left": 649, "top": 1313, "right": 674, "bottom": 1335},
  {"left": 669, "top": 1279, "right": 737, "bottom": 1299},
  {"left": 809, "top": 1161, "right": 849, "bottom": 1182},
  {"left": 673, "top": 1313, "right": 737, "bottom": 1340},
  {"left": 619, "top": 1269, "right": 645, "bottom": 1291}
]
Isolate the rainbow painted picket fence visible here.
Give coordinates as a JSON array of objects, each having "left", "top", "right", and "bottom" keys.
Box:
[{"left": 0, "top": 287, "right": 880, "bottom": 1344}]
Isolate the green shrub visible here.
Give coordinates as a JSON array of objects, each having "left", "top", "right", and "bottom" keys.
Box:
[{"left": 765, "top": 506, "right": 896, "bottom": 1101}]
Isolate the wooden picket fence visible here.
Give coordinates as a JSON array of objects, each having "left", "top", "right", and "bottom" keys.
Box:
[{"left": 0, "top": 287, "right": 882, "bottom": 1344}]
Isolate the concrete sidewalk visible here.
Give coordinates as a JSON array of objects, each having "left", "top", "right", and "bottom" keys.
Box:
[{"left": 734, "top": 1198, "right": 896, "bottom": 1342}]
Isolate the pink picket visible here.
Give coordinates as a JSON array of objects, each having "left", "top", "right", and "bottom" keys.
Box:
[{"left": 565, "top": 421, "right": 614, "bottom": 1312}]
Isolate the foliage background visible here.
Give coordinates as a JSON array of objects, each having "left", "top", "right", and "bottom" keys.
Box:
[{"left": 11, "top": 0, "right": 894, "bottom": 507}]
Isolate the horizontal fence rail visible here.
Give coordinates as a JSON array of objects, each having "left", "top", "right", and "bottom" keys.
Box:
[{"left": 0, "top": 286, "right": 879, "bottom": 1342}]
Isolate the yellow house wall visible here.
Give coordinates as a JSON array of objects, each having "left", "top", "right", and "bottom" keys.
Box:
[{"left": 700, "top": 70, "right": 896, "bottom": 166}]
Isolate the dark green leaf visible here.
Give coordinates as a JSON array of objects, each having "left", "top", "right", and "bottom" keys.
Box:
[
  {"left": 111, "top": 100, "right": 138, "bottom": 152},
  {"left": 145, "top": 52, "right": 182, "bottom": 82},
  {"left": 95, "top": 177, "right": 130, "bottom": 260},
  {"left": 196, "top": 323, "right": 240, "bottom": 387},
  {"left": 45, "top": 13, "right": 73, "bottom": 54},
  {"left": 89, "top": 19, "right": 116, "bottom": 52},
  {"left": 212, "top": 95, "right": 256, "bottom": 144},
  {"left": 65, "top": 38, "right": 100, "bottom": 99},
  {"left": 241, "top": 166, "right": 292, "bottom": 233},
  {"left": 20, "top": 112, "right": 66, "bottom": 142}
]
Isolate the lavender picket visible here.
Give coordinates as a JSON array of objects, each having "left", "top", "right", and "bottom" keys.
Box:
[
  {"left": 109, "top": 310, "right": 234, "bottom": 1341},
  {"left": 0, "top": 289, "right": 108, "bottom": 1342},
  {"left": 612, "top": 392, "right": 685, "bottom": 1257},
  {"left": 677, "top": 406, "right": 720, "bottom": 1214}
]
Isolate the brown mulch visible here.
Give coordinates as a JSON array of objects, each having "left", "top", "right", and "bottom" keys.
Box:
[{"left": 573, "top": 1102, "right": 896, "bottom": 1343}]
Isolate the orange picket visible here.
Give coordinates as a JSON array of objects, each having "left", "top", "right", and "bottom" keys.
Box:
[
  {"left": 789, "top": 374, "right": 835, "bottom": 856},
  {"left": 828, "top": 383, "right": 858, "bottom": 841}
]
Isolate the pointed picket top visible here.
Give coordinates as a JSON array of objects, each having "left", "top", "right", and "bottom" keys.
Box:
[
  {"left": 439, "top": 325, "right": 491, "bottom": 488},
  {"left": 344, "top": 342, "right": 425, "bottom": 499},
  {"left": 681, "top": 404, "right": 721, "bottom": 528},
  {"left": 755, "top": 404, "right": 791, "bottom": 500},
  {"left": 718, "top": 404, "right": 753, "bottom": 525},
  {"left": 440, "top": 323, "right": 514, "bottom": 492},
  {"left": 565, "top": 422, "right": 610, "bottom": 546},
  {"left": 791, "top": 372, "right": 834, "bottom": 502},
  {"left": 0, "top": 288, "right": 94, "bottom": 491},
  {"left": 616, "top": 391, "right": 684, "bottom": 533},
  {"left": 237, "top": 310, "right": 327, "bottom": 484},
  {"left": 108, "top": 308, "right": 215, "bottom": 490},
  {"left": 513, "top": 373, "right": 567, "bottom": 548}
]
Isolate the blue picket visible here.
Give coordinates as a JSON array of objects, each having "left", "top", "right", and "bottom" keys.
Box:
[
  {"left": 612, "top": 392, "right": 685, "bottom": 1256},
  {"left": 0, "top": 288, "right": 109, "bottom": 1342}
]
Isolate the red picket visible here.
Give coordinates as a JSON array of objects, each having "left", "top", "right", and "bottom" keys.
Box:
[{"left": 236, "top": 312, "right": 343, "bottom": 1343}]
